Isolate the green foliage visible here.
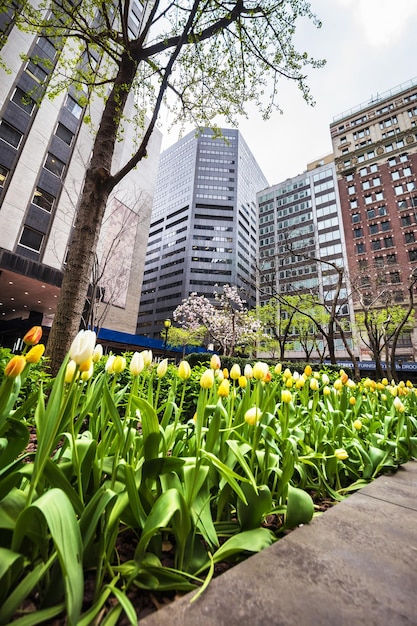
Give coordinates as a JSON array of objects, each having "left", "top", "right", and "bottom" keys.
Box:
[{"left": 0, "top": 339, "right": 416, "bottom": 623}]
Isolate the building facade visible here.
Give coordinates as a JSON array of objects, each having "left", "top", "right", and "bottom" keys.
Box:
[
  {"left": 0, "top": 1, "right": 161, "bottom": 344},
  {"left": 330, "top": 77, "right": 417, "bottom": 359},
  {"left": 257, "top": 156, "right": 354, "bottom": 360},
  {"left": 137, "top": 128, "right": 268, "bottom": 338}
]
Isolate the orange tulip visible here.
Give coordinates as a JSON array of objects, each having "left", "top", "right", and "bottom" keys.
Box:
[
  {"left": 23, "top": 326, "right": 42, "bottom": 345},
  {"left": 4, "top": 355, "right": 26, "bottom": 378}
]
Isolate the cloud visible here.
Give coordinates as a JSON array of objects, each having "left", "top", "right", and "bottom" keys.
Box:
[{"left": 336, "top": 0, "right": 417, "bottom": 47}]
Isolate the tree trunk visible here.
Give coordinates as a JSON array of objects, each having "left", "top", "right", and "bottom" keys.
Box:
[{"left": 46, "top": 54, "right": 138, "bottom": 374}]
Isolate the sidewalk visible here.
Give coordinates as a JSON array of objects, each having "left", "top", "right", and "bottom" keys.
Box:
[{"left": 141, "top": 460, "right": 417, "bottom": 625}]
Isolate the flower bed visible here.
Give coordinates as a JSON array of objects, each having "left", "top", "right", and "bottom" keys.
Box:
[{"left": 0, "top": 328, "right": 416, "bottom": 625}]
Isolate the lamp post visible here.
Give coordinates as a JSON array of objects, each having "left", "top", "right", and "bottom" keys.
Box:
[{"left": 163, "top": 318, "right": 171, "bottom": 357}]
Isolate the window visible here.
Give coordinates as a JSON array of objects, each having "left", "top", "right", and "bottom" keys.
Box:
[
  {"left": 351, "top": 214, "right": 360, "bottom": 223},
  {"left": 362, "top": 180, "right": 370, "bottom": 190},
  {"left": 378, "top": 206, "right": 387, "bottom": 216},
  {"left": 11, "top": 87, "right": 35, "bottom": 115},
  {"left": 346, "top": 173, "right": 354, "bottom": 182},
  {"left": 0, "top": 120, "right": 23, "bottom": 148},
  {"left": 44, "top": 153, "right": 65, "bottom": 177},
  {"left": 0, "top": 165, "right": 9, "bottom": 190},
  {"left": 394, "top": 185, "right": 404, "bottom": 196},
  {"left": 350, "top": 199, "right": 358, "bottom": 209},
  {"left": 403, "top": 167, "right": 412, "bottom": 177},
  {"left": 353, "top": 227, "right": 363, "bottom": 238},
  {"left": 36, "top": 36, "right": 56, "bottom": 59},
  {"left": 384, "top": 236, "right": 394, "bottom": 248},
  {"left": 55, "top": 123, "right": 74, "bottom": 146},
  {"left": 381, "top": 221, "right": 391, "bottom": 231},
  {"left": 366, "top": 208, "right": 376, "bottom": 219},
  {"left": 407, "top": 181, "right": 416, "bottom": 192},
  {"left": 25, "top": 60, "right": 47, "bottom": 83},
  {"left": 391, "top": 170, "right": 400, "bottom": 181},
  {"left": 373, "top": 177, "right": 381, "bottom": 186},
  {"left": 32, "top": 188, "right": 55, "bottom": 212},
  {"left": 401, "top": 215, "right": 412, "bottom": 227},
  {"left": 369, "top": 224, "right": 379, "bottom": 235},
  {"left": 405, "top": 231, "right": 415, "bottom": 244},
  {"left": 375, "top": 257, "right": 384, "bottom": 268},
  {"left": 356, "top": 242, "right": 365, "bottom": 254},
  {"left": 371, "top": 239, "right": 381, "bottom": 250},
  {"left": 386, "top": 254, "right": 397, "bottom": 264},
  {"left": 64, "top": 95, "right": 83, "bottom": 119},
  {"left": 408, "top": 249, "right": 417, "bottom": 262},
  {"left": 375, "top": 191, "right": 384, "bottom": 201},
  {"left": 348, "top": 185, "right": 355, "bottom": 195},
  {"left": 364, "top": 195, "right": 373, "bottom": 205},
  {"left": 19, "top": 227, "right": 43, "bottom": 252}
]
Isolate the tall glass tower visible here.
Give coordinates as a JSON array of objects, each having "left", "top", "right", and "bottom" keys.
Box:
[{"left": 137, "top": 128, "right": 268, "bottom": 338}]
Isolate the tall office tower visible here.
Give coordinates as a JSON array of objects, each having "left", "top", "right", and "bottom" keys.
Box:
[
  {"left": 137, "top": 128, "right": 268, "bottom": 338},
  {"left": 330, "top": 77, "right": 417, "bottom": 359},
  {"left": 257, "top": 156, "right": 354, "bottom": 360},
  {"left": 0, "top": 1, "right": 161, "bottom": 342}
]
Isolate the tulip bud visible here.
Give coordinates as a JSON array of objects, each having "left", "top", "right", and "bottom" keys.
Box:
[
  {"left": 210, "top": 354, "right": 221, "bottom": 370},
  {"left": 25, "top": 344, "right": 45, "bottom": 364},
  {"left": 130, "top": 352, "right": 144, "bottom": 376},
  {"left": 4, "top": 355, "right": 26, "bottom": 378},
  {"left": 218, "top": 379, "right": 230, "bottom": 397},
  {"left": 23, "top": 326, "right": 42, "bottom": 345},
  {"left": 81, "top": 362, "right": 94, "bottom": 381},
  {"left": 322, "top": 373, "right": 330, "bottom": 385},
  {"left": 309, "top": 378, "right": 319, "bottom": 391},
  {"left": 200, "top": 368, "right": 214, "bottom": 389},
  {"left": 69, "top": 330, "right": 96, "bottom": 365},
  {"left": 230, "top": 364, "right": 241, "bottom": 380},
  {"left": 252, "top": 361, "right": 269, "bottom": 380},
  {"left": 238, "top": 375, "right": 247, "bottom": 389},
  {"left": 281, "top": 389, "right": 292, "bottom": 404},
  {"left": 304, "top": 364, "right": 312, "bottom": 377},
  {"left": 393, "top": 396, "right": 405, "bottom": 412},
  {"left": 335, "top": 448, "right": 349, "bottom": 461},
  {"left": 353, "top": 419, "right": 362, "bottom": 430},
  {"left": 244, "top": 406, "right": 262, "bottom": 426},
  {"left": 92, "top": 344, "right": 103, "bottom": 363},
  {"left": 177, "top": 360, "right": 191, "bottom": 380},
  {"left": 244, "top": 364, "right": 253, "bottom": 378},
  {"left": 323, "top": 385, "right": 331, "bottom": 396},
  {"left": 141, "top": 350, "right": 153, "bottom": 367},
  {"left": 65, "top": 360, "right": 78, "bottom": 384},
  {"left": 222, "top": 368, "right": 229, "bottom": 379},
  {"left": 274, "top": 363, "right": 282, "bottom": 375},
  {"left": 349, "top": 396, "right": 356, "bottom": 406},
  {"left": 216, "top": 369, "right": 224, "bottom": 382},
  {"left": 105, "top": 355, "right": 116, "bottom": 374},
  {"left": 157, "top": 358, "right": 168, "bottom": 378},
  {"left": 113, "top": 356, "right": 126, "bottom": 374}
]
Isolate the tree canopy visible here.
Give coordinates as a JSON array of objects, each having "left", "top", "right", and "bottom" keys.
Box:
[{"left": 3, "top": 0, "right": 324, "bottom": 371}]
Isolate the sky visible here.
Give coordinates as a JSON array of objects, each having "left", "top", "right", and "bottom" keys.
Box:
[{"left": 160, "top": 0, "right": 417, "bottom": 186}]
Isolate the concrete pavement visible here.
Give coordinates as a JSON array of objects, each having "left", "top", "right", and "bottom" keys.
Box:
[{"left": 140, "top": 460, "right": 417, "bottom": 625}]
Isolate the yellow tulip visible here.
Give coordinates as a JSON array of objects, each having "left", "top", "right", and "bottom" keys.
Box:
[
  {"left": 230, "top": 364, "right": 241, "bottom": 380},
  {"left": 323, "top": 385, "right": 331, "bottom": 396},
  {"left": 113, "top": 355, "right": 126, "bottom": 374},
  {"left": 335, "top": 448, "right": 349, "bottom": 460},
  {"left": 105, "top": 355, "right": 116, "bottom": 374},
  {"left": 393, "top": 396, "right": 405, "bottom": 413},
  {"left": 4, "top": 355, "right": 26, "bottom": 378},
  {"left": 177, "top": 360, "right": 191, "bottom": 380},
  {"left": 238, "top": 375, "right": 247, "bottom": 388},
  {"left": 309, "top": 378, "right": 319, "bottom": 391},
  {"left": 281, "top": 389, "right": 292, "bottom": 404},
  {"left": 79, "top": 357, "right": 92, "bottom": 372},
  {"left": 218, "top": 379, "right": 230, "bottom": 397},
  {"left": 274, "top": 363, "right": 282, "bottom": 375},
  {"left": 141, "top": 350, "right": 153, "bottom": 367},
  {"left": 304, "top": 364, "right": 312, "bottom": 377},
  {"left": 65, "top": 360, "right": 78, "bottom": 384},
  {"left": 353, "top": 419, "right": 362, "bottom": 430},
  {"left": 25, "top": 344, "right": 45, "bottom": 364},
  {"left": 349, "top": 396, "right": 356, "bottom": 406},
  {"left": 252, "top": 361, "right": 269, "bottom": 380},
  {"left": 244, "top": 406, "right": 262, "bottom": 426},
  {"left": 200, "top": 369, "right": 214, "bottom": 389}
]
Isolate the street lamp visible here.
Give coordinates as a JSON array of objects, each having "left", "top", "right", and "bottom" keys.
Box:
[{"left": 163, "top": 318, "right": 171, "bottom": 357}]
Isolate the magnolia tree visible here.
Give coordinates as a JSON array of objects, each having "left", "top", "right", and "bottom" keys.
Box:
[{"left": 173, "top": 285, "right": 263, "bottom": 356}]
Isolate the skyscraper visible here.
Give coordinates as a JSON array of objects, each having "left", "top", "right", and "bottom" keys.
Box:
[
  {"left": 257, "top": 156, "right": 353, "bottom": 360},
  {"left": 137, "top": 128, "right": 268, "bottom": 338},
  {"left": 330, "top": 77, "right": 417, "bottom": 359},
  {"left": 0, "top": 1, "right": 162, "bottom": 344}
]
